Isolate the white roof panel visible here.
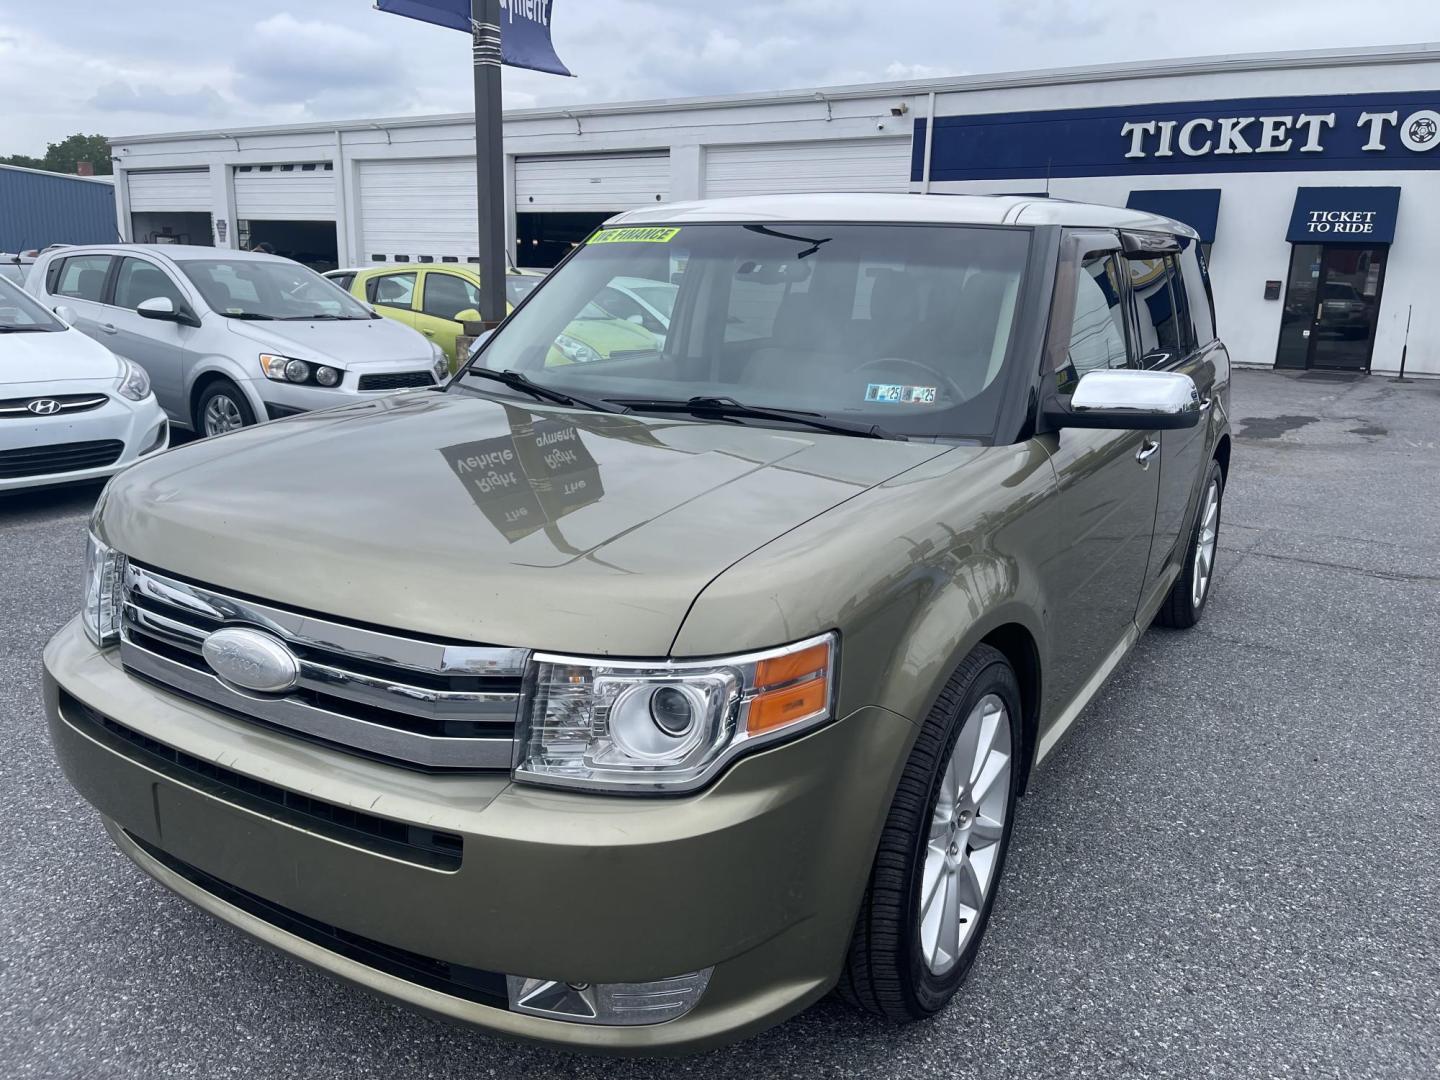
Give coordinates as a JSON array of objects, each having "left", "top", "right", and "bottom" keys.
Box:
[{"left": 608, "top": 193, "right": 1198, "bottom": 236}]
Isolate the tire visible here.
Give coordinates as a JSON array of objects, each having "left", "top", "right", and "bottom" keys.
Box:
[
  {"left": 195, "top": 380, "right": 256, "bottom": 438},
  {"left": 837, "top": 644, "right": 1021, "bottom": 1021},
  {"left": 1155, "top": 459, "right": 1224, "bottom": 629}
]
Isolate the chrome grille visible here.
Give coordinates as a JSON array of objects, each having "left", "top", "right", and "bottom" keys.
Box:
[
  {"left": 0, "top": 393, "right": 108, "bottom": 417},
  {"left": 119, "top": 564, "right": 527, "bottom": 769}
]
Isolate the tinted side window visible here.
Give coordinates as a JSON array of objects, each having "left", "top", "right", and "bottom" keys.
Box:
[
  {"left": 113, "top": 258, "right": 186, "bottom": 311},
  {"left": 1056, "top": 252, "right": 1130, "bottom": 394},
  {"left": 367, "top": 272, "right": 416, "bottom": 308},
  {"left": 54, "top": 255, "right": 113, "bottom": 302},
  {"left": 329, "top": 272, "right": 355, "bottom": 292},
  {"left": 421, "top": 273, "right": 478, "bottom": 320},
  {"left": 1127, "top": 256, "right": 1183, "bottom": 365},
  {"left": 1167, "top": 254, "right": 1198, "bottom": 355},
  {"left": 1179, "top": 243, "right": 1216, "bottom": 345}
]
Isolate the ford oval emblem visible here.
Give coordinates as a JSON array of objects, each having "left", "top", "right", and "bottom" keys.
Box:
[{"left": 201, "top": 627, "right": 300, "bottom": 694}]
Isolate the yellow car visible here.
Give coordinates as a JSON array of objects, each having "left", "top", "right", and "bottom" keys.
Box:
[{"left": 327, "top": 265, "right": 660, "bottom": 370}]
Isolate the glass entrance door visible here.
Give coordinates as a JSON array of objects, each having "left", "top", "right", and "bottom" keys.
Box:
[{"left": 1275, "top": 244, "right": 1388, "bottom": 371}]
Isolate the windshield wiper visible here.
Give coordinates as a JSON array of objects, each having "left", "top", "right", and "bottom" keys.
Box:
[
  {"left": 277, "top": 313, "right": 365, "bottom": 321},
  {"left": 0, "top": 326, "right": 51, "bottom": 333},
  {"left": 606, "top": 396, "right": 906, "bottom": 440},
  {"left": 218, "top": 312, "right": 277, "bottom": 321},
  {"left": 462, "top": 367, "right": 624, "bottom": 413}
]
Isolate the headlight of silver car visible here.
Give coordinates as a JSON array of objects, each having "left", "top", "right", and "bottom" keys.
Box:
[
  {"left": 115, "top": 358, "right": 151, "bottom": 401},
  {"left": 431, "top": 341, "right": 450, "bottom": 382},
  {"left": 514, "top": 632, "right": 837, "bottom": 793},
  {"left": 82, "top": 532, "right": 126, "bottom": 647}
]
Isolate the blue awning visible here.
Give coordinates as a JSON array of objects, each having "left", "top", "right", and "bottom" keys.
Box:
[
  {"left": 1286, "top": 186, "right": 1400, "bottom": 245},
  {"left": 1126, "top": 189, "right": 1222, "bottom": 243}
]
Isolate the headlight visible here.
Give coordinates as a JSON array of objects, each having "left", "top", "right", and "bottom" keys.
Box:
[
  {"left": 115, "top": 358, "right": 151, "bottom": 401},
  {"left": 514, "top": 632, "right": 837, "bottom": 793},
  {"left": 431, "top": 341, "right": 450, "bottom": 382},
  {"left": 260, "top": 353, "right": 342, "bottom": 387},
  {"left": 82, "top": 532, "right": 126, "bottom": 647},
  {"left": 554, "top": 333, "right": 602, "bottom": 365}
]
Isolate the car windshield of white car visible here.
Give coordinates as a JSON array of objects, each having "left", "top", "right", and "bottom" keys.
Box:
[
  {"left": 0, "top": 277, "right": 64, "bottom": 333},
  {"left": 466, "top": 222, "right": 1032, "bottom": 441},
  {"left": 180, "top": 260, "right": 375, "bottom": 321}
]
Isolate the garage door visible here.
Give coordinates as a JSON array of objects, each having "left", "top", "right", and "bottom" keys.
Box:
[
  {"left": 234, "top": 163, "right": 336, "bottom": 220},
  {"left": 514, "top": 152, "right": 669, "bottom": 212},
  {"left": 126, "top": 168, "right": 211, "bottom": 213},
  {"left": 357, "top": 158, "right": 478, "bottom": 261},
  {"left": 704, "top": 139, "right": 911, "bottom": 197}
]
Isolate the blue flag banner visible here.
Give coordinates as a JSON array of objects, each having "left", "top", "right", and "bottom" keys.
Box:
[{"left": 376, "top": 0, "right": 572, "bottom": 76}]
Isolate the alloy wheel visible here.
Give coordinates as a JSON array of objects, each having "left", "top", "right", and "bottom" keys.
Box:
[
  {"left": 919, "top": 693, "right": 1012, "bottom": 976},
  {"left": 204, "top": 394, "right": 245, "bottom": 437},
  {"left": 1192, "top": 479, "right": 1220, "bottom": 608}
]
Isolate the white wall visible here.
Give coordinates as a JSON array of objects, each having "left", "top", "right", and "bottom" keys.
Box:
[{"left": 112, "top": 91, "right": 920, "bottom": 270}]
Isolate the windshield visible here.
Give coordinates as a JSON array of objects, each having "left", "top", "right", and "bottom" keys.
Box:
[
  {"left": 0, "top": 276, "right": 64, "bottom": 332},
  {"left": 180, "top": 259, "right": 374, "bottom": 320},
  {"left": 464, "top": 223, "right": 1031, "bottom": 440}
]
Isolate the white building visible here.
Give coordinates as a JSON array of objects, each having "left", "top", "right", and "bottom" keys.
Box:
[{"left": 110, "top": 43, "right": 1440, "bottom": 376}]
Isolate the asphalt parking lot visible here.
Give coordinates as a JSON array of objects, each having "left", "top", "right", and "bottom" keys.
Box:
[{"left": 2, "top": 368, "right": 1437, "bottom": 1079}]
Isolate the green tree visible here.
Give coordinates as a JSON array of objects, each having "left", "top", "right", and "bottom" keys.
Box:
[
  {"left": 0, "top": 153, "right": 45, "bottom": 170},
  {"left": 42, "top": 134, "right": 113, "bottom": 176}
]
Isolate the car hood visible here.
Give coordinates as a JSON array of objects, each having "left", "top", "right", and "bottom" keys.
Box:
[
  {"left": 99, "top": 391, "right": 951, "bottom": 655},
  {"left": 0, "top": 327, "right": 121, "bottom": 385},
  {"left": 223, "top": 315, "right": 434, "bottom": 370}
]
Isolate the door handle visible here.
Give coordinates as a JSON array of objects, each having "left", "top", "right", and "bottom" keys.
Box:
[
  {"left": 422, "top": 329, "right": 435, "bottom": 337},
  {"left": 100, "top": 323, "right": 117, "bottom": 334},
  {"left": 1136, "top": 438, "right": 1160, "bottom": 467},
  {"left": 1199, "top": 396, "right": 1213, "bottom": 412}
]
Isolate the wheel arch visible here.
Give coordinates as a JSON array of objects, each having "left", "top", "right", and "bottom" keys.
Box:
[
  {"left": 978, "top": 623, "right": 1042, "bottom": 795},
  {"left": 1213, "top": 432, "right": 1232, "bottom": 484},
  {"left": 891, "top": 596, "right": 1047, "bottom": 793},
  {"left": 188, "top": 362, "right": 262, "bottom": 429}
]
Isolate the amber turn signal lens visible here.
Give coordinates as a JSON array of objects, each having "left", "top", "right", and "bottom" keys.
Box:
[
  {"left": 754, "top": 642, "right": 830, "bottom": 690},
  {"left": 747, "top": 676, "right": 828, "bottom": 735}
]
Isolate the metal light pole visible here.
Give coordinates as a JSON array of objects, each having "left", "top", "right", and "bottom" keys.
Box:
[{"left": 471, "top": 0, "right": 506, "bottom": 328}]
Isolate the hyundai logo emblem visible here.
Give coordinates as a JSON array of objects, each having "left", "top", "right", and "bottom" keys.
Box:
[
  {"left": 201, "top": 627, "right": 301, "bottom": 694},
  {"left": 27, "top": 399, "right": 61, "bottom": 416}
]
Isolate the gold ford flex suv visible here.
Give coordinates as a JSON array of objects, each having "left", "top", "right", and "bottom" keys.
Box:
[{"left": 44, "top": 195, "right": 1231, "bottom": 1054}]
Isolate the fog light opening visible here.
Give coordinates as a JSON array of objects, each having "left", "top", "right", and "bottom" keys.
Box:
[{"left": 505, "top": 968, "right": 713, "bottom": 1026}]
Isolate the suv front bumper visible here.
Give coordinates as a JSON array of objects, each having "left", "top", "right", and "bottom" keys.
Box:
[{"left": 43, "top": 617, "right": 914, "bottom": 1053}]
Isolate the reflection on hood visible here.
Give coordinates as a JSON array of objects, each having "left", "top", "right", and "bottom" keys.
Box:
[{"left": 442, "top": 406, "right": 604, "bottom": 546}]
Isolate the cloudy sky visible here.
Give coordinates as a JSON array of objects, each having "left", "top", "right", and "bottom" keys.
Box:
[{"left": 2, "top": 0, "right": 1439, "bottom": 155}]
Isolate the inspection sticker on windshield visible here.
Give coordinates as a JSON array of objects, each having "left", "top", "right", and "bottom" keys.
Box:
[
  {"left": 865, "top": 383, "right": 937, "bottom": 404},
  {"left": 588, "top": 226, "right": 682, "bottom": 245}
]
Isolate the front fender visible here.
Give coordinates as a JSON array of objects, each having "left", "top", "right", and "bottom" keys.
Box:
[
  {"left": 184, "top": 354, "right": 267, "bottom": 419},
  {"left": 673, "top": 441, "right": 1058, "bottom": 738}
]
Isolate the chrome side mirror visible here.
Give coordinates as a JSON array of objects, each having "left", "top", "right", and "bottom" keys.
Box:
[{"left": 1046, "top": 369, "right": 1201, "bottom": 431}]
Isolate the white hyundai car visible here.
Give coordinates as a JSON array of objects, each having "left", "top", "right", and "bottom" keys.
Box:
[{"left": 0, "top": 276, "right": 168, "bottom": 493}]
